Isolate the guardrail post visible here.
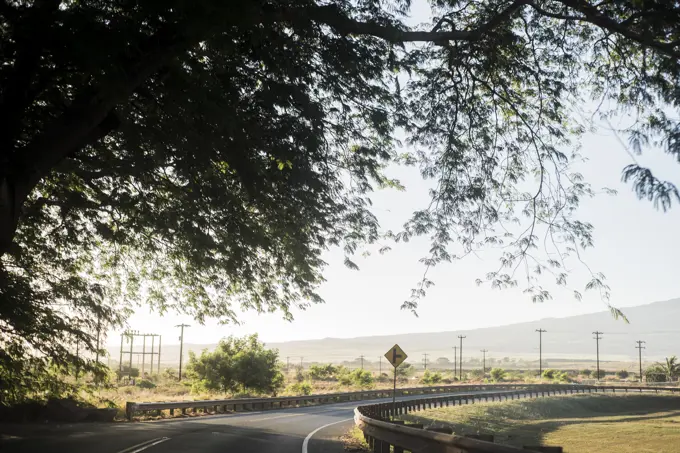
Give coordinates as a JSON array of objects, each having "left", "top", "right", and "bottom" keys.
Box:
[{"left": 125, "top": 402, "right": 135, "bottom": 421}]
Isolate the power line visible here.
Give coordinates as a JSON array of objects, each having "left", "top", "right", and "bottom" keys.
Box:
[
  {"left": 593, "top": 331, "right": 603, "bottom": 380},
  {"left": 176, "top": 324, "right": 190, "bottom": 381},
  {"left": 636, "top": 340, "right": 646, "bottom": 383},
  {"left": 378, "top": 356, "right": 382, "bottom": 375},
  {"left": 360, "top": 355, "right": 365, "bottom": 370},
  {"left": 480, "top": 349, "right": 488, "bottom": 375},
  {"left": 458, "top": 336, "right": 466, "bottom": 380},
  {"left": 536, "top": 329, "right": 547, "bottom": 377},
  {"left": 422, "top": 353, "right": 429, "bottom": 370}
]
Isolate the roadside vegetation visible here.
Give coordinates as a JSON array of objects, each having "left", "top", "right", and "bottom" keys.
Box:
[{"left": 395, "top": 393, "right": 680, "bottom": 453}]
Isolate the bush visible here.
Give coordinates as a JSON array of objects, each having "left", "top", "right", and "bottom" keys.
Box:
[
  {"left": 288, "top": 381, "right": 313, "bottom": 395},
  {"left": 616, "top": 370, "right": 629, "bottom": 379},
  {"left": 542, "top": 369, "right": 556, "bottom": 379},
  {"left": 186, "top": 334, "right": 284, "bottom": 395},
  {"left": 163, "top": 368, "right": 177, "bottom": 380},
  {"left": 580, "top": 369, "right": 592, "bottom": 377},
  {"left": 136, "top": 379, "right": 156, "bottom": 389},
  {"left": 467, "top": 369, "right": 484, "bottom": 380},
  {"left": 308, "top": 364, "right": 337, "bottom": 381},
  {"left": 594, "top": 369, "right": 606, "bottom": 379},
  {"left": 645, "top": 365, "right": 667, "bottom": 383},
  {"left": 421, "top": 370, "right": 443, "bottom": 385},
  {"left": 350, "top": 369, "right": 374, "bottom": 388},
  {"left": 490, "top": 368, "right": 506, "bottom": 382}
]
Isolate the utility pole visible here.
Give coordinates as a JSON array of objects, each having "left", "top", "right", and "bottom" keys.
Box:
[
  {"left": 458, "top": 336, "right": 466, "bottom": 380},
  {"left": 536, "top": 329, "right": 547, "bottom": 377},
  {"left": 378, "top": 356, "right": 382, "bottom": 375},
  {"left": 176, "top": 324, "right": 190, "bottom": 381},
  {"left": 480, "top": 349, "right": 488, "bottom": 375},
  {"left": 636, "top": 341, "right": 646, "bottom": 383},
  {"left": 453, "top": 346, "right": 457, "bottom": 379},
  {"left": 286, "top": 357, "right": 290, "bottom": 373},
  {"left": 593, "top": 331, "right": 603, "bottom": 380},
  {"left": 422, "top": 353, "right": 429, "bottom": 370},
  {"left": 360, "top": 355, "right": 365, "bottom": 370}
]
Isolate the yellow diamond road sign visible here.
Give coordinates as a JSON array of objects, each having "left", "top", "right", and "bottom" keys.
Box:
[{"left": 384, "top": 344, "right": 408, "bottom": 368}]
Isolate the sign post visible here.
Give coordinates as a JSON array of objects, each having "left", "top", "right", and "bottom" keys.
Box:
[{"left": 384, "top": 344, "right": 408, "bottom": 419}]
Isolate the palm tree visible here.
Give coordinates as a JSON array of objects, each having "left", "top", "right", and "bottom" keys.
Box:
[{"left": 660, "top": 356, "right": 679, "bottom": 382}]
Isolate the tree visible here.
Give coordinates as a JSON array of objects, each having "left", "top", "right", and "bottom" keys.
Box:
[
  {"left": 615, "top": 370, "right": 629, "bottom": 380},
  {"left": 396, "top": 363, "right": 415, "bottom": 379},
  {"left": 580, "top": 369, "right": 592, "bottom": 377},
  {"left": 3, "top": 0, "right": 680, "bottom": 402},
  {"left": 435, "top": 357, "right": 451, "bottom": 367},
  {"left": 490, "top": 368, "right": 506, "bottom": 382},
  {"left": 186, "top": 334, "right": 283, "bottom": 395},
  {"left": 660, "top": 356, "right": 680, "bottom": 382}
]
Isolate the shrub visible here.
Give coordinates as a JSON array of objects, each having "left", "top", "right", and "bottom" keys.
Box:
[
  {"left": 288, "top": 381, "right": 313, "bottom": 395},
  {"left": 186, "top": 334, "right": 284, "bottom": 395},
  {"left": 421, "top": 370, "right": 443, "bottom": 385},
  {"left": 308, "top": 364, "right": 338, "bottom": 381},
  {"left": 542, "top": 369, "right": 556, "bottom": 379},
  {"left": 594, "top": 369, "right": 606, "bottom": 379},
  {"left": 616, "top": 370, "right": 629, "bottom": 379},
  {"left": 467, "top": 369, "right": 484, "bottom": 380},
  {"left": 163, "top": 368, "right": 177, "bottom": 380},
  {"left": 350, "top": 369, "right": 374, "bottom": 388},
  {"left": 580, "top": 369, "right": 592, "bottom": 377},
  {"left": 490, "top": 368, "right": 506, "bottom": 382},
  {"left": 136, "top": 379, "right": 156, "bottom": 389},
  {"left": 645, "top": 365, "right": 667, "bottom": 383}
]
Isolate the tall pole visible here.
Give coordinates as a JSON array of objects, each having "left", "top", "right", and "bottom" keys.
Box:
[
  {"left": 480, "top": 349, "right": 488, "bottom": 375},
  {"left": 536, "top": 329, "right": 547, "bottom": 377},
  {"left": 379, "top": 356, "right": 382, "bottom": 375},
  {"left": 75, "top": 340, "right": 80, "bottom": 382},
  {"left": 118, "top": 333, "right": 124, "bottom": 380},
  {"left": 422, "top": 353, "right": 429, "bottom": 370},
  {"left": 458, "top": 336, "right": 466, "bottom": 380},
  {"left": 150, "top": 335, "right": 155, "bottom": 375},
  {"left": 392, "top": 364, "right": 397, "bottom": 419},
  {"left": 128, "top": 331, "right": 134, "bottom": 376},
  {"left": 95, "top": 316, "right": 102, "bottom": 366},
  {"left": 453, "top": 346, "right": 457, "bottom": 379},
  {"left": 360, "top": 355, "right": 364, "bottom": 370},
  {"left": 142, "top": 335, "right": 147, "bottom": 377},
  {"left": 636, "top": 340, "right": 646, "bottom": 382},
  {"left": 157, "top": 335, "right": 161, "bottom": 373},
  {"left": 593, "top": 331, "right": 603, "bottom": 380},
  {"left": 176, "top": 324, "right": 190, "bottom": 381}
]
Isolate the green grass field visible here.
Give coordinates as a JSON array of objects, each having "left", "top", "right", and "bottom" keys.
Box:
[{"left": 396, "top": 393, "right": 680, "bottom": 452}]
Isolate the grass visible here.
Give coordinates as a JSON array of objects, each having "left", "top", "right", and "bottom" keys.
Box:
[
  {"left": 341, "top": 426, "right": 370, "bottom": 452},
  {"left": 396, "top": 393, "right": 680, "bottom": 452}
]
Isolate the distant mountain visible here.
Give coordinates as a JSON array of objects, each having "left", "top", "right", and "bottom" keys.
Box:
[
  {"left": 265, "top": 298, "right": 680, "bottom": 364},
  {"left": 105, "top": 298, "right": 680, "bottom": 369}
]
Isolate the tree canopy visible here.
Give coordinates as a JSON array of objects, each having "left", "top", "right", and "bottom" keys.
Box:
[{"left": 2, "top": 0, "right": 680, "bottom": 402}]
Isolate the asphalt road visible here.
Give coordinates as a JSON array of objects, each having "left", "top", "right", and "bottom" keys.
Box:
[{"left": 0, "top": 390, "right": 504, "bottom": 453}]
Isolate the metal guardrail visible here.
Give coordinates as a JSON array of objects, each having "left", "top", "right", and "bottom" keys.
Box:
[
  {"left": 354, "top": 384, "right": 680, "bottom": 452},
  {"left": 125, "top": 383, "right": 531, "bottom": 420}
]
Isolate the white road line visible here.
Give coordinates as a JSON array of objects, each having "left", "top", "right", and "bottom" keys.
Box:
[
  {"left": 116, "top": 437, "right": 171, "bottom": 453},
  {"left": 301, "top": 418, "right": 353, "bottom": 453}
]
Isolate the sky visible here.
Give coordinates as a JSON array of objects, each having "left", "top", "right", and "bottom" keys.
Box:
[{"left": 108, "top": 2, "right": 680, "bottom": 348}]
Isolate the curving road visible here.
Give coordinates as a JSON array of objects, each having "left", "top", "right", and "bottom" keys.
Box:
[{"left": 0, "top": 389, "right": 502, "bottom": 453}]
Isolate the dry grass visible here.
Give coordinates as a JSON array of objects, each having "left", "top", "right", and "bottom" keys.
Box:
[
  {"left": 341, "top": 425, "right": 370, "bottom": 452},
  {"left": 397, "top": 393, "right": 680, "bottom": 452}
]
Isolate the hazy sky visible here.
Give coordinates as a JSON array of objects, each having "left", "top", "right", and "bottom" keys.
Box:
[{"left": 108, "top": 2, "right": 680, "bottom": 347}]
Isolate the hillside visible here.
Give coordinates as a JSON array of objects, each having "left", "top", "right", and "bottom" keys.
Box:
[{"left": 106, "top": 298, "right": 680, "bottom": 368}]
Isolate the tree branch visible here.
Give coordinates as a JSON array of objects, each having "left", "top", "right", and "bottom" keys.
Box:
[
  {"left": 553, "top": 0, "right": 680, "bottom": 59},
  {"left": 307, "top": 1, "right": 528, "bottom": 43}
]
